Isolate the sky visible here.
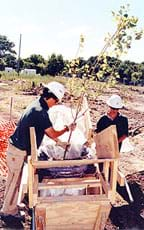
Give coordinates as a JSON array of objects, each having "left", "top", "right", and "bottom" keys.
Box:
[{"left": 0, "top": 0, "right": 144, "bottom": 63}]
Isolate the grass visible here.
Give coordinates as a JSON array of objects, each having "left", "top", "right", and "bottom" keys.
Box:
[
  {"left": 0, "top": 71, "right": 134, "bottom": 102},
  {"left": 0, "top": 72, "right": 68, "bottom": 92}
]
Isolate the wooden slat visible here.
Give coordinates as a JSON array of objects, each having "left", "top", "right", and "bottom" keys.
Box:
[
  {"left": 33, "top": 174, "right": 38, "bottom": 206},
  {"left": 103, "top": 161, "right": 110, "bottom": 182},
  {"left": 117, "top": 170, "right": 125, "bottom": 186},
  {"left": 30, "top": 127, "right": 37, "bottom": 161},
  {"left": 40, "top": 177, "right": 100, "bottom": 186},
  {"left": 109, "top": 160, "right": 118, "bottom": 202},
  {"left": 35, "top": 201, "right": 111, "bottom": 230},
  {"left": 98, "top": 204, "right": 111, "bottom": 230},
  {"left": 98, "top": 173, "right": 111, "bottom": 197},
  {"left": 28, "top": 156, "right": 34, "bottom": 208},
  {"left": 38, "top": 181, "right": 101, "bottom": 190},
  {"left": 93, "top": 205, "right": 101, "bottom": 230},
  {"left": 32, "top": 158, "right": 115, "bottom": 169},
  {"left": 37, "top": 194, "right": 109, "bottom": 203},
  {"left": 42, "top": 175, "right": 98, "bottom": 183},
  {"left": 94, "top": 125, "right": 119, "bottom": 159},
  {"left": 35, "top": 207, "right": 46, "bottom": 230},
  {"left": 17, "top": 162, "right": 28, "bottom": 207}
]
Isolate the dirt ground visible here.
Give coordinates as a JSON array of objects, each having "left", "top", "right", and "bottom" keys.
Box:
[{"left": 0, "top": 80, "right": 144, "bottom": 229}]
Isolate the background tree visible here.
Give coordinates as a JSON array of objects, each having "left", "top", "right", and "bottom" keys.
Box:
[
  {"left": 0, "top": 58, "right": 5, "bottom": 71},
  {"left": 0, "top": 35, "right": 16, "bottom": 57},
  {"left": 0, "top": 4, "right": 143, "bottom": 85},
  {"left": 0, "top": 35, "right": 17, "bottom": 70},
  {"left": 23, "top": 54, "right": 46, "bottom": 74},
  {"left": 138, "top": 63, "right": 144, "bottom": 85},
  {"left": 4, "top": 54, "right": 17, "bottom": 69},
  {"left": 131, "top": 72, "right": 142, "bottom": 85},
  {"left": 46, "top": 54, "right": 65, "bottom": 76}
]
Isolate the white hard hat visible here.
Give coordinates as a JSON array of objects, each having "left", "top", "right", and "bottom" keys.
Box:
[
  {"left": 44, "top": 81, "right": 65, "bottom": 101},
  {"left": 107, "top": 94, "right": 123, "bottom": 109}
]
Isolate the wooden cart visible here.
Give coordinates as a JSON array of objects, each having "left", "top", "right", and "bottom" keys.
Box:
[{"left": 28, "top": 125, "right": 123, "bottom": 230}]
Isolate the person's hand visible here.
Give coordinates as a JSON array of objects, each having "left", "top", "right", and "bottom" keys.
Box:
[
  {"left": 68, "top": 122, "right": 77, "bottom": 131},
  {"left": 56, "top": 139, "right": 70, "bottom": 149}
]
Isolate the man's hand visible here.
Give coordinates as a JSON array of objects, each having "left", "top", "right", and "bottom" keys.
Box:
[
  {"left": 55, "top": 139, "right": 70, "bottom": 149},
  {"left": 67, "top": 122, "right": 77, "bottom": 132}
]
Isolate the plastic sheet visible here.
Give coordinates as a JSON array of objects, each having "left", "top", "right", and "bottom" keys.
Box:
[
  {"left": 0, "top": 120, "right": 15, "bottom": 177},
  {"left": 38, "top": 104, "right": 95, "bottom": 160}
]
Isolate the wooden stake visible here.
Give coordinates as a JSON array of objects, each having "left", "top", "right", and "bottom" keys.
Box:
[{"left": 9, "top": 97, "right": 13, "bottom": 121}]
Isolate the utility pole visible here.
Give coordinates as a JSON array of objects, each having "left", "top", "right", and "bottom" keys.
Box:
[
  {"left": 75, "top": 34, "right": 85, "bottom": 58},
  {"left": 17, "top": 33, "right": 22, "bottom": 75}
]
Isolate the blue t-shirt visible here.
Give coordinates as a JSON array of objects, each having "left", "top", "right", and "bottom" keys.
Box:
[{"left": 10, "top": 97, "right": 52, "bottom": 155}]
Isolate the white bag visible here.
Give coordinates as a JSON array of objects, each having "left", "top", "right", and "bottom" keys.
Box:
[{"left": 120, "top": 137, "right": 134, "bottom": 153}]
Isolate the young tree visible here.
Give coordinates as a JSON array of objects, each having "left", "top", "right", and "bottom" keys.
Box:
[
  {"left": 63, "top": 4, "right": 144, "bottom": 157},
  {"left": 67, "top": 4, "right": 143, "bottom": 97}
]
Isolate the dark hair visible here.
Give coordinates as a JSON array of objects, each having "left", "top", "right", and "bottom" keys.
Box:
[
  {"left": 41, "top": 87, "right": 58, "bottom": 101},
  {"left": 110, "top": 107, "right": 119, "bottom": 110}
]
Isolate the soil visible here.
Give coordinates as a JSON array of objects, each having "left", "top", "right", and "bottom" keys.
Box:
[{"left": 0, "top": 80, "right": 144, "bottom": 229}]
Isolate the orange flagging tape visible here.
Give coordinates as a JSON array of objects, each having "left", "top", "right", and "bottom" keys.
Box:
[{"left": 0, "top": 120, "right": 16, "bottom": 177}]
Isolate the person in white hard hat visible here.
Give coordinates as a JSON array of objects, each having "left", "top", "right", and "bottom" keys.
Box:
[
  {"left": 1, "top": 81, "right": 76, "bottom": 222},
  {"left": 95, "top": 94, "right": 128, "bottom": 151}
]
